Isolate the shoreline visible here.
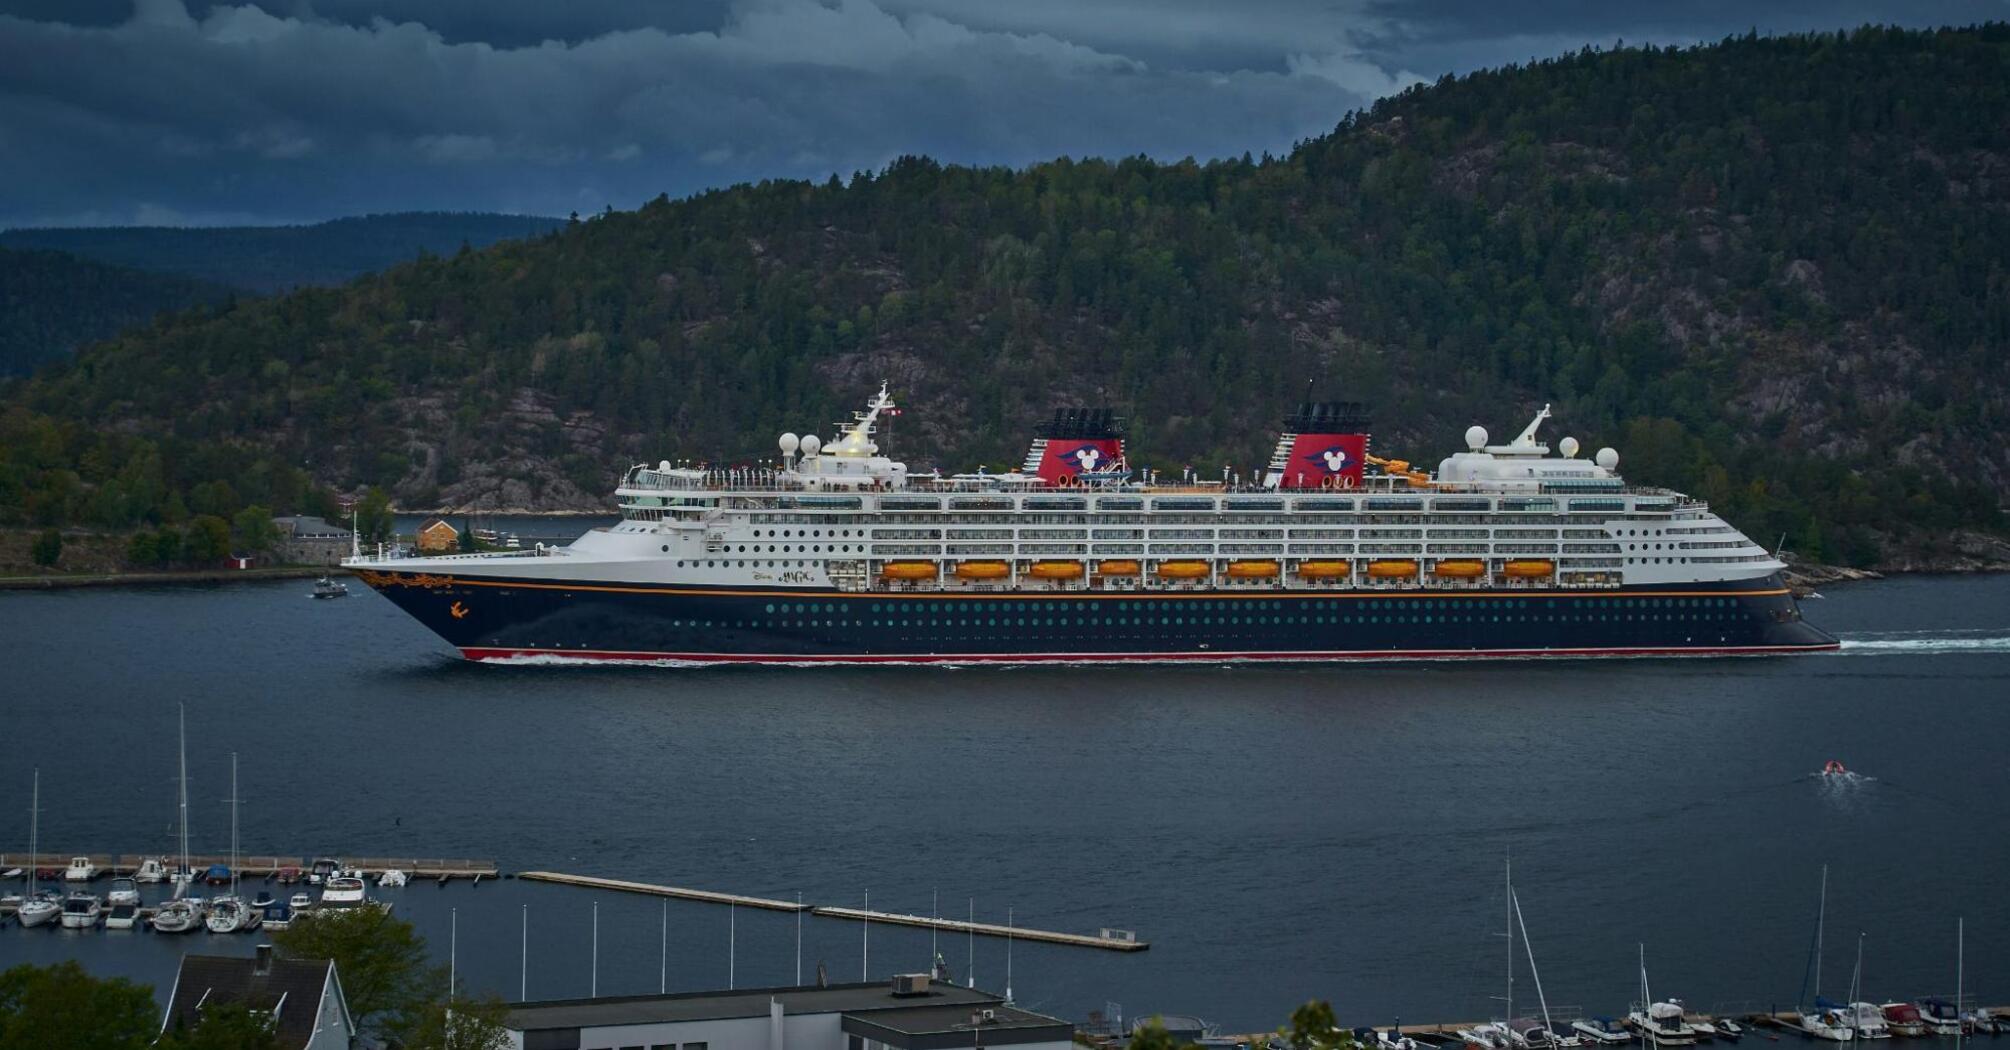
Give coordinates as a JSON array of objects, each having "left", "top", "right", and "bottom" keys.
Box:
[{"left": 0, "top": 566, "right": 328, "bottom": 590}]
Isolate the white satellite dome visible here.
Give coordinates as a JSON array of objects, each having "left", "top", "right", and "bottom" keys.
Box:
[
  {"left": 779, "top": 433, "right": 800, "bottom": 454},
  {"left": 1595, "top": 447, "right": 1619, "bottom": 470},
  {"left": 801, "top": 434, "right": 822, "bottom": 456},
  {"left": 658, "top": 459, "right": 672, "bottom": 471},
  {"left": 1464, "top": 425, "right": 1488, "bottom": 451},
  {"left": 1558, "top": 436, "right": 1580, "bottom": 459}
]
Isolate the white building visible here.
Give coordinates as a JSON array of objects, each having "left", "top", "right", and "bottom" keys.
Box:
[{"left": 504, "top": 976, "right": 1073, "bottom": 1050}]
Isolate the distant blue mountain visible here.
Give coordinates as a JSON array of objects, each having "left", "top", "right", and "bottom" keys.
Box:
[{"left": 0, "top": 211, "right": 565, "bottom": 293}]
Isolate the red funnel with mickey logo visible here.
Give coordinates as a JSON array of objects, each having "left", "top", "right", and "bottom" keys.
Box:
[
  {"left": 1022, "top": 408, "right": 1125, "bottom": 485},
  {"left": 1264, "top": 401, "right": 1371, "bottom": 489}
]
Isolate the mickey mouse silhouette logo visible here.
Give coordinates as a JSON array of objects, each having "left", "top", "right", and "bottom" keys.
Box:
[
  {"left": 1071, "top": 446, "right": 1104, "bottom": 471},
  {"left": 1302, "top": 445, "right": 1351, "bottom": 474}
]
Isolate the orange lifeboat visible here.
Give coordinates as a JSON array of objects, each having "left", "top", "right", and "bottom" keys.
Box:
[
  {"left": 1502, "top": 560, "right": 1554, "bottom": 578},
  {"left": 1432, "top": 560, "right": 1485, "bottom": 579},
  {"left": 1027, "top": 561, "right": 1084, "bottom": 579},
  {"left": 880, "top": 561, "right": 938, "bottom": 580},
  {"left": 954, "top": 561, "right": 1010, "bottom": 580},
  {"left": 1094, "top": 560, "right": 1141, "bottom": 577},
  {"left": 1227, "top": 560, "right": 1280, "bottom": 579},
  {"left": 1154, "top": 560, "right": 1210, "bottom": 579},
  {"left": 1295, "top": 561, "right": 1351, "bottom": 579},
  {"left": 1367, "top": 560, "right": 1419, "bottom": 579}
]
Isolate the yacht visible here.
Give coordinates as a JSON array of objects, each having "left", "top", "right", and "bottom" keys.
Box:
[
  {"left": 288, "top": 891, "right": 314, "bottom": 911},
  {"left": 1569, "top": 1018, "right": 1629, "bottom": 1045},
  {"left": 1915, "top": 999, "right": 1961, "bottom": 1036},
  {"left": 59, "top": 891, "right": 103, "bottom": 929},
  {"left": 133, "top": 857, "right": 168, "bottom": 883},
  {"left": 312, "top": 576, "right": 350, "bottom": 598},
  {"left": 1878, "top": 1003, "right": 1925, "bottom": 1037},
  {"left": 1631, "top": 1001, "right": 1699, "bottom": 1045},
  {"left": 16, "top": 771, "right": 60, "bottom": 929},
  {"left": 106, "top": 876, "right": 140, "bottom": 908},
  {"left": 103, "top": 902, "right": 140, "bottom": 930},
  {"left": 307, "top": 857, "right": 339, "bottom": 885},
  {"left": 378, "top": 868, "right": 409, "bottom": 887},
  {"left": 148, "top": 897, "right": 204, "bottom": 934},
  {"left": 1799, "top": 1000, "right": 1854, "bottom": 1042},
  {"left": 320, "top": 874, "right": 368, "bottom": 907},
  {"left": 63, "top": 856, "right": 98, "bottom": 882},
  {"left": 203, "top": 753, "right": 254, "bottom": 933}
]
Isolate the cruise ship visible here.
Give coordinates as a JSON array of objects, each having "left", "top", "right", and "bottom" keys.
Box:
[{"left": 344, "top": 385, "right": 1838, "bottom": 663}]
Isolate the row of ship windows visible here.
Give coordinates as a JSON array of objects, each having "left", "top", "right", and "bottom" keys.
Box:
[{"left": 668, "top": 609, "right": 1748, "bottom": 629}]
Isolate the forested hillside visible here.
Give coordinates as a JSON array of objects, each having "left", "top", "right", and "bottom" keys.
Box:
[
  {"left": 0, "top": 248, "right": 234, "bottom": 375},
  {"left": 0, "top": 212, "right": 565, "bottom": 293},
  {"left": 4, "top": 25, "right": 2008, "bottom": 567}
]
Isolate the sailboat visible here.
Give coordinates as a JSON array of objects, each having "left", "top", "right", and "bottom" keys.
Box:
[
  {"left": 149, "top": 705, "right": 204, "bottom": 934},
  {"left": 16, "top": 770, "right": 60, "bottom": 929},
  {"left": 1630, "top": 946, "right": 1699, "bottom": 1045},
  {"left": 1845, "top": 933, "right": 1890, "bottom": 1039},
  {"left": 1505, "top": 863, "right": 1576, "bottom": 1049},
  {"left": 1797, "top": 866, "right": 1854, "bottom": 1041},
  {"left": 204, "top": 752, "right": 257, "bottom": 933}
]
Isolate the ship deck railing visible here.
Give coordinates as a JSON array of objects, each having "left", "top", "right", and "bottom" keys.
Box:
[{"left": 617, "top": 470, "right": 1700, "bottom": 502}]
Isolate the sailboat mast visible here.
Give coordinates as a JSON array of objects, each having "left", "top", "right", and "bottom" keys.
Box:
[
  {"left": 27, "top": 769, "right": 38, "bottom": 895},
  {"left": 1506, "top": 852, "right": 1514, "bottom": 1023},
  {"left": 1814, "top": 865, "right": 1827, "bottom": 1000},
  {"left": 228, "top": 752, "right": 239, "bottom": 895},
  {"left": 1956, "top": 918, "right": 1965, "bottom": 1050},
  {"left": 178, "top": 705, "right": 190, "bottom": 886},
  {"left": 1513, "top": 890, "right": 1555, "bottom": 1038}
]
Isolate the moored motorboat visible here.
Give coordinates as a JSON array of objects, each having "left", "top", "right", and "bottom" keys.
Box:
[
  {"left": 275, "top": 865, "right": 302, "bottom": 885},
  {"left": 308, "top": 857, "right": 339, "bottom": 885},
  {"left": 378, "top": 868, "right": 409, "bottom": 887},
  {"left": 1570, "top": 1018, "right": 1628, "bottom": 1045},
  {"left": 133, "top": 857, "right": 168, "bottom": 883},
  {"left": 1714, "top": 1019, "right": 1744, "bottom": 1042},
  {"left": 320, "top": 874, "right": 368, "bottom": 907},
  {"left": 103, "top": 902, "right": 140, "bottom": 930},
  {"left": 1916, "top": 999, "right": 1961, "bottom": 1036},
  {"left": 1629, "top": 1001, "right": 1698, "bottom": 1045},
  {"left": 259, "top": 900, "right": 293, "bottom": 929},
  {"left": 1878, "top": 1004, "right": 1924, "bottom": 1037},
  {"left": 106, "top": 876, "right": 140, "bottom": 908},
  {"left": 63, "top": 856, "right": 98, "bottom": 882},
  {"left": 289, "top": 891, "right": 314, "bottom": 911},
  {"left": 59, "top": 891, "right": 103, "bottom": 929}
]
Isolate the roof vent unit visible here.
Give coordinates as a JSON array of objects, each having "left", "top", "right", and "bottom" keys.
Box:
[{"left": 891, "top": 973, "right": 931, "bottom": 997}]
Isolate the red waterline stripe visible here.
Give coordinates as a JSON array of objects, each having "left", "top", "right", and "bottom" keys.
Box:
[{"left": 459, "top": 642, "right": 1841, "bottom": 664}]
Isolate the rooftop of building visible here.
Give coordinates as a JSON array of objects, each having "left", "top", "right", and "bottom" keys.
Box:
[{"left": 505, "top": 979, "right": 1003, "bottom": 1032}]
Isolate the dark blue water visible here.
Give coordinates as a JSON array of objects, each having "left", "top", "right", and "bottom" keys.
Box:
[{"left": 1, "top": 574, "right": 2006, "bottom": 1030}]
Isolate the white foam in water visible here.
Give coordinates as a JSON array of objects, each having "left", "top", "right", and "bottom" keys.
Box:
[{"left": 1836, "top": 631, "right": 2010, "bottom": 655}]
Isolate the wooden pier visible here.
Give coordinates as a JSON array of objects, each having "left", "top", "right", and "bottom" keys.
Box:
[
  {"left": 516, "top": 872, "right": 808, "bottom": 911},
  {"left": 0, "top": 852, "right": 496, "bottom": 880},
  {"left": 809, "top": 905, "right": 1149, "bottom": 952}
]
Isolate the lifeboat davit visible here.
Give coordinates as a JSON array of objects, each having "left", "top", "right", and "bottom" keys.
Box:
[
  {"left": 1502, "top": 560, "right": 1554, "bottom": 578},
  {"left": 1027, "top": 561, "right": 1084, "bottom": 579},
  {"left": 1094, "top": 560, "right": 1141, "bottom": 576},
  {"left": 1432, "top": 560, "right": 1485, "bottom": 578},
  {"left": 1226, "top": 560, "right": 1279, "bottom": 579},
  {"left": 1294, "top": 561, "right": 1350, "bottom": 579},
  {"left": 954, "top": 561, "right": 1010, "bottom": 580},
  {"left": 880, "top": 561, "right": 939, "bottom": 580},
  {"left": 1155, "top": 561, "right": 1210, "bottom": 579},
  {"left": 1367, "top": 560, "right": 1419, "bottom": 579}
]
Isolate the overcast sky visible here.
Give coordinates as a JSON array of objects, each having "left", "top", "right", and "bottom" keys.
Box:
[{"left": 0, "top": 0, "right": 1999, "bottom": 227}]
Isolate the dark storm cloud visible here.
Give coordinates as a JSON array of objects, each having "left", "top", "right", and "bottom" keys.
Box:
[{"left": 0, "top": 0, "right": 1999, "bottom": 226}]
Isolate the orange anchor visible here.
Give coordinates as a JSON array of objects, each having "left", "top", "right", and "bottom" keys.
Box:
[{"left": 450, "top": 601, "right": 469, "bottom": 619}]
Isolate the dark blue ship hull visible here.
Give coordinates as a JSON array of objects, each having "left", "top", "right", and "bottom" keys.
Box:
[{"left": 351, "top": 569, "right": 1838, "bottom": 663}]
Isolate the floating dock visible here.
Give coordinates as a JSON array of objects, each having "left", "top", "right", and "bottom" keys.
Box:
[
  {"left": 810, "top": 905, "right": 1148, "bottom": 952},
  {"left": 516, "top": 872, "right": 808, "bottom": 911},
  {"left": 0, "top": 852, "right": 496, "bottom": 880}
]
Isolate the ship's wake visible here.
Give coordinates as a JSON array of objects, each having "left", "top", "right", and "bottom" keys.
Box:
[{"left": 1836, "top": 629, "right": 2010, "bottom": 655}]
